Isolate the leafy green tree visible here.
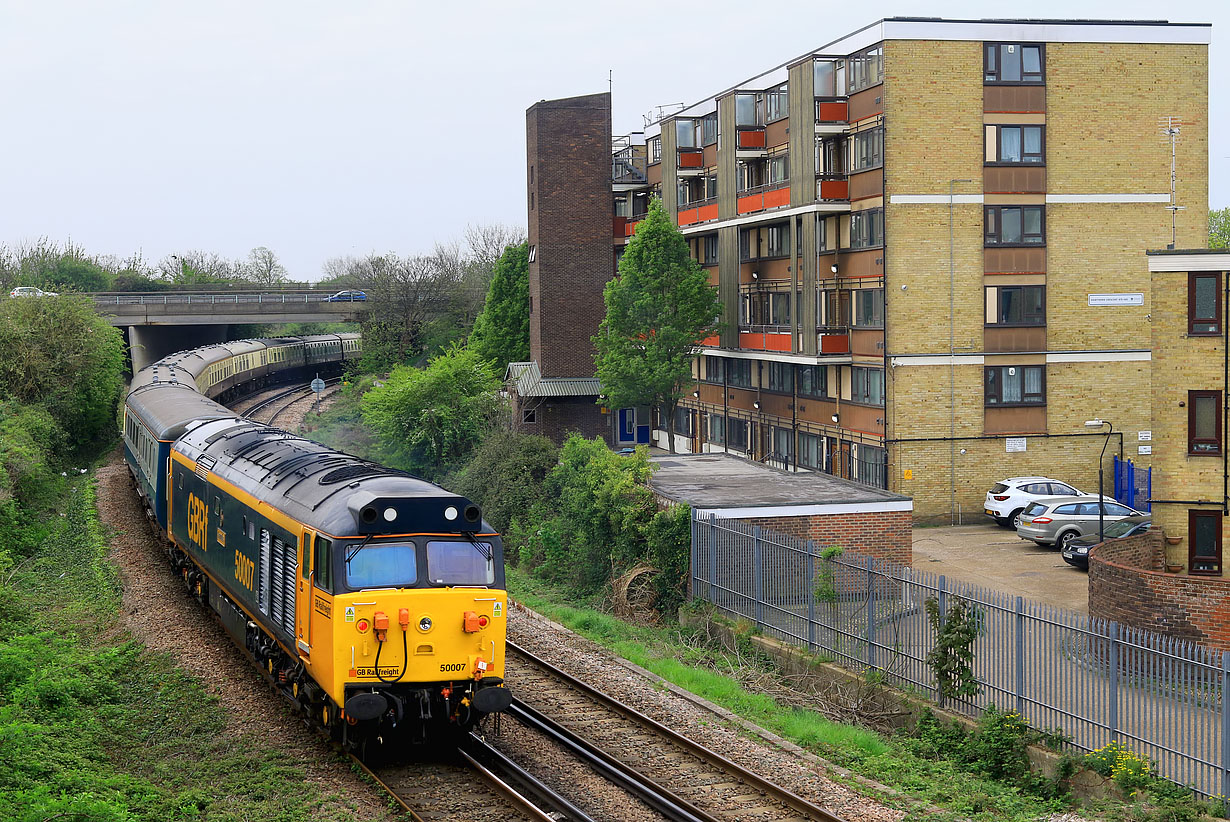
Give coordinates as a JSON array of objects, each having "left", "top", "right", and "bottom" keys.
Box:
[
  {"left": 1211, "top": 207, "right": 1230, "bottom": 250},
  {"left": 449, "top": 429, "right": 558, "bottom": 536},
  {"left": 469, "top": 241, "right": 530, "bottom": 371},
  {"left": 0, "top": 296, "right": 125, "bottom": 454},
  {"left": 360, "top": 343, "right": 501, "bottom": 479},
  {"left": 593, "top": 198, "right": 722, "bottom": 453}
]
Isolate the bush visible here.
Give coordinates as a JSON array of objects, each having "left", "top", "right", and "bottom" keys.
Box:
[
  {"left": 448, "top": 430, "right": 558, "bottom": 535},
  {"left": 647, "top": 503, "right": 692, "bottom": 616}
]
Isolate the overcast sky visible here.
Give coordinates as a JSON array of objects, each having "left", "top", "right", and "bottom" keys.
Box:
[{"left": 0, "top": 0, "right": 1225, "bottom": 280}]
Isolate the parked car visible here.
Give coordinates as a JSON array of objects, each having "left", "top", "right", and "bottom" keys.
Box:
[
  {"left": 984, "top": 476, "right": 1086, "bottom": 527},
  {"left": 323, "top": 289, "right": 366, "bottom": 302},
  {"left": 1060, "top": 515, "right": 1152, "bottom": 570},
  {"left": 9, "top": 286, "right": 58, "bottom": 298},
  {"left": 1016, "top": 496, "right": 1146, "bottom": 549}
]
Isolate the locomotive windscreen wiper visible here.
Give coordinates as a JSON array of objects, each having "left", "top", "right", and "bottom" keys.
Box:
[
  {"left": 466, "top": 536, "right": 493, "bottom": 561},
  {"left": 345, "top": 534, "right": 374, "bottom": 565}
]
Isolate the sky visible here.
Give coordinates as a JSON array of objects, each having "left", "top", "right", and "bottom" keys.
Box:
[{"left": 0, "top": 0, "right": 1226, "bottom": 281}]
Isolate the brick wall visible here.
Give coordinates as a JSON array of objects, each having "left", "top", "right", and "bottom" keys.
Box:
[
  {"left": 738, "top": 510, "right": 912, "bottom": 566},
  {"left": 516, "top": 395, "right": 611, "bottom": 446},
  {"left": 525, "top": 92, "right": 614, "bottom": 380},
  {"left": 1089, "top": 529, "right": 1230, "bottom": 651}
]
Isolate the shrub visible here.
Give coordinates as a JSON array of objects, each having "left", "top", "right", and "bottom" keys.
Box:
[{"left": 449, "top": 430, "right": 558, "bottom": 535}]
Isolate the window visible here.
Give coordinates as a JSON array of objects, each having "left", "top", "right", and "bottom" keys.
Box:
[
  {"left": 314, "top": 536, "right": 332, "bottom": 592},
  {"left": 527, "top": 245, "right": 536, "bottom": 263},
  {"left": 767, "top": 153, "right": 789, "bottom": 185},
  {"left": 703, "top": 235, "right": 718, "bottom": 266},
  {"left": 770, "top": 292, "right": 791, "bottom": 326},
  {"left": 703, "top": 356, "right": 725, "bottom": 384},
  {"left": 1189, "top": 273, "right": 1221, "bottom": 335},
  {"left": 986, "top": 125, "right": 1044, "bottom": 164},
  {"left": 673, "top": 406, "right": 693, "bottom": 436},
  {"left": 985, "top": 43, "right": 1044, "bottom": 84},
  {"left": 852, "top": 289, "right": 884, "bottom": 328},
  {"left": 727, "top": 418, "right": 750, "bottom": 451},
  {"left": 850, "top": 366, "right": 884, "bottom": 406},
  {"left": 735, "top": 93, "right": 761, "bottom": 127},
  {"left": 727, "top": 358, "right": 753, "bottom": 388},
  {"left": 816, "top": 136, "right": 844, "bottom": 177},
  {"left": 765, "top": 83, "right": 788, "bottom": 122},
  {"left": 1189, "top": 510, "right": 1222, "bottom": 575},
  {"left": 797, "top": 365, "right": 827, "bottom": 399},
  {"left": 985, "top": 205, "right": 1044, "bottom": 246},
  {"left": 850, "top": 208, "right": 884, "bottom": 249},
  {"left": 772, "top": 427, "right": 794, "bottom": 460},
  {"left": 649, "top": 135, "right": 661, "bottom": 163},
  {"left": 521, "top": 408, "right": 537, "bottom": 424},
  {"left": 347, "top": 542, "right": 418, "bottom": 588},
  {"left": 676, "top": 119, "right": 697, "bottom": 149},
  {"left": 766, "top": 224, "right": 790, "bottom": 257},
  {"left": 986, "top": 285, "right": 1045, "bottom": 326},
  {"left": 704, "top": 174, "right": 718, "bottom": 201},
  {"left": 799, "top": 432, "right": 825, "bottom": 469},
  {"left": 852, "top": 443, "right": 887, "bottom": 488},
  {"left": 767, "top": 362, "right": 793, "bottom": 393},
  {"left": 426, "top": 541, "right": 494, "bottom": 586},
  {"left": 707, "top": 413, "right": 725, "bottom": 445},
  {"left": 813, "top": 58, "right": 847, "bottom": 97},
  {"left": 985, "top": 365, "right": 1045, "bottom": 406},
  {"left": 1188, "top": 390, "right": 1221, "bottom": 455},
  {"left": 737, "top": 159, "right": 765, "bottom": 192},
  {"left": 848, "top": 45, "right": 884, "bottom": 92},
  {"left": 850, "top": 128, "right": 883, "bottom": 172},
  {"left": 701, "top": 113, "right": 718, "bottom": 145}
]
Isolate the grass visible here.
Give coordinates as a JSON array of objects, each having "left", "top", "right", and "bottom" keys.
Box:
[
  {"left": 507, "top": 566, "right": 1079, "bottom": 822},
  {"left": 0, "top": 477, "right": 379, "bottom": 822}
]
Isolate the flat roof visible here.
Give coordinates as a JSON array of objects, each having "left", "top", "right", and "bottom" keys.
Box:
[{"left": 649, "top": 453, "right": 912, "bottom": 518}]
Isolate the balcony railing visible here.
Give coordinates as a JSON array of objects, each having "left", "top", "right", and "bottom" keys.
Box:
[
  {"left": 817, "top": 327, "right": 850, "bottom": 354},
  {"left": 736, "top": 181, "right": 790, "bottom": 215},
  {"left": 677, "top": 197, "right": 718, "bottom": 227},
  {"left": 677, "top": 149, "right": 705, "bottom": 169},
  {"left": 613, "top": 154, "right": 647, "bottom": 184},
  {"left": 814, "top": 98, "right": 849, "bottom": 124},
  {"left": 816, "top": 172, "right": 849, "bottom": 201},
  {"left": 736, "top": 127, "right": 766, "bottom": 149}
]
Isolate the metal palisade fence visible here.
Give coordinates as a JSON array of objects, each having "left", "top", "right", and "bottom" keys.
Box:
[{"left": 691, "top": 512, "right": 1229, "bottom": 797}]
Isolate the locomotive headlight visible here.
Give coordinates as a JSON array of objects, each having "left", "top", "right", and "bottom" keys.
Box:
[
  {"left": 383, "top": 507, "right": 397, "bottom": 522},
  {"left": 444, "top": 506, "right": 458, "bottom": 521},
  {"left": 418, "top": 616, "right": 433, "bottom": 633}
]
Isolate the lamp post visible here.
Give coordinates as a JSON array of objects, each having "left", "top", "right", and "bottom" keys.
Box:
[{"left": 1085, "top": 418, "right": 1114, "bottom": 541}]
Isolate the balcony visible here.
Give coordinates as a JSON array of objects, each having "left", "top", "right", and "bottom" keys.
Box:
[
  {"left": 815, "top": 98, "right": 848, "bottom": 134},
  {"left": 736, "top": 126, "right": 767, "bottom": 158},
  {"left": 613, "top": 154, "right": 647, "bottom": 192},
  {"left": 614, "top": 213, "right": 647, "bottom": 239},
  {"left": 737, "top": 182, "right": 790, "bottom": 215},
  {"left": 817, "top": 173, "right": 849, "bottom": 202},
  {"left": 817, "top": 326, "right": 850, "bottom": 354},
  {"left": 677, "top": 149, "right": 705, "bottom": 177},
  {"left": 677, "top": 198, "right": 719, "bottom": 227},
  {"left": 738, "top": 327, "right": 794, "bottom": 352}
]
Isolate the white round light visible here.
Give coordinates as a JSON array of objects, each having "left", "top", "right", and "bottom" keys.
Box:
[
  {"left": 444, "top": 506, "right": 459, "bottom": 521},
  {"left": 383, "top": 507, "right": 397, "bottom": 522},
  {"left": 418, "top": 616, "right": 432, "bottom": 632}
]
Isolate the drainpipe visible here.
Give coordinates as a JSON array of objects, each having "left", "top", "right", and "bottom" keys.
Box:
[{"left": 949, "top": 178, "right": 972, "bottom": 525}]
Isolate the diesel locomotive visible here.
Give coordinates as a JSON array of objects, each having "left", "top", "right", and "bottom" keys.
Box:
[{"left": 121, "top": 334, "right": 511, "bottom": 755}]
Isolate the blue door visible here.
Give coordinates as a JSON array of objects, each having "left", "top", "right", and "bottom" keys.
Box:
[{"left": 618, "top": 408, "right": 635, "bottom": 444}]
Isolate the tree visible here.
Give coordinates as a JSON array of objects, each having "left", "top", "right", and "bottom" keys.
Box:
[
  {"left": 241, "top": 246, "right": 288, "bottom": 285},
  {"left": 592, "top": 198, "right": 722, "bottom": 453},
  {"left": 1211, "top": 207, "right": 1230, "bottom": 250},
  {"left": 359, "top": 343, "right": 502, "bottom": 479},
  {"left": 469, "top": 242, "right": 530, "bottom": 372}
]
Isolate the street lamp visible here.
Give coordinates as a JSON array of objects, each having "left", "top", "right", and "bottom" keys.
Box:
[{"left": 1085, "top": 419, "right": 1114, "bottom": 541}]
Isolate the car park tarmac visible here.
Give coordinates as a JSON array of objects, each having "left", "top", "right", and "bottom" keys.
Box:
[{"left": 911, "top": 523, "right": 1090, "bottom": 615}]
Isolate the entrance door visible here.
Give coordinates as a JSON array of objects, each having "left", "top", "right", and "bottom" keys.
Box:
[
  {"left": 618, "top": 408, "right": 635, "bottom": 444},
  {"left": 296, "top": 530, "right": 314, "bottom": 657}
]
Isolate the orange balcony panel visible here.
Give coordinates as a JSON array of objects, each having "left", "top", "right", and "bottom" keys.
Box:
[
  {"left": 613, "top": 216, "right": 627, "bottom": 238},
  {"left": 819, "top": 332, "right": 850, "bottom": 354},
  {"left": 738, "top": 129, "right": 766, "bottom": 149},
  {"left": 677, "top": 208, "right": 699, "bottom": 227},
  {"left": 697, "top": 203, "right": 718, "bottom": 222},
  {"left": 764, "top": 186, "right": 790, "bottom": 209},
  {"left": 819, "top": 180, "right": 849, "bottom": 200},
  {"left": 737, "top": 193, "right": 763, "bottom": 215},
  {"left": 817, "top": 101, "right": 848, "bottom": 122},
  {"left": 678, "top": 151, "right": 704, "bottom": 168},
  {"left": 626, "top": 220, "right": 641, "bottom": 237},
  {"left": 739, "top": 331, "right": 793, "bottom": 352},
  {"left": 699, "top": 335, "right": 720, "bottom": 347}
]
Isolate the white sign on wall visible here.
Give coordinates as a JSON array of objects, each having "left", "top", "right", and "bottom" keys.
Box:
[
  {"left": 1138, "top": 445, "right": 1153, "bottom": 455},
  {"left": 1088, "top": 293, "right": 1144, "bottom": 306},
  {"left": 1139, "top": 431, "right": 1152, "bottom": 441},
  {"left": 1005, "top": 437, "right": 1027, "bottom": 453}
]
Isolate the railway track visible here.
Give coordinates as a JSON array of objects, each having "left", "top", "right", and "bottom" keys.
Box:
[
  {"left": 242, "top": 378, "right": 340, "bottom": 425},
  {"left": 504, "top": 641, "right": 849, "bottom": 822}
]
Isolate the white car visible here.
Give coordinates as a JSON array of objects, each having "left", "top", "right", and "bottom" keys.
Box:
[
  {"left": 9, "top": 286, "right": 58, "bottom": 298},
  {"left": 984, "top": 476, "right": 1086, "bottom": 528}
]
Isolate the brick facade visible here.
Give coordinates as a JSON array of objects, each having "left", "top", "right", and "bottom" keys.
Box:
[
  {"left": 1090, "top": 529, "right": 1230, "bottom": 651},
  {"left": 739, "top": 510, "right": 912, "bottom": 566},
  {"left": 517, "top": 396, "right": 610, "bottom": 444}
]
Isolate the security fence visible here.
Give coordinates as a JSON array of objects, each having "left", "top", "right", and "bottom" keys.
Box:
[{"left": 691, "top": 512, "right": 1229, "bottom": 797}]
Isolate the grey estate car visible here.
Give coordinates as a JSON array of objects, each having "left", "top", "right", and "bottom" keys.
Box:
[{"left": 1015, "top": 495, "right": 1145, "bottom": 549}]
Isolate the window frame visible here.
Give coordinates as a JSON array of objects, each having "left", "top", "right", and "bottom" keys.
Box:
[
  {"left": 726, "top": 358, "right": 753, "bottom": 388},
  {"left": 1188, "top": 509, "right": 1223, "bottom": 576},
  {"left": 797, "top": 364, "right": 827, "bottom": 399},
  {"left": 1187, "top": 390, "right": 1222, "bottom": 456},
  {"left": 850, "top": 366, "right": 884, "bottom": 407},
  {"left": 850, "top": 208, "right": 884, "bottom": 250},
  {"left": 985, "top": 205, "right": 1045, "bottom": 247},
  {"left": 766, "top": 362, "right": 793, "bottom": 394},
  {"left": 986, "top": 284, "right": 1046, "bottom": 327},
  {"left": 852, "top": 288, "right": 884, "bottom": 329},
  {"left": 1188, "top": 272, "right": 1222, "bottom": 336},
  {"left": 985, "top": 124, "right": 1045, "bottom": 165},
  {"left": 850, "top": 127, "right": 883, "bottom": 173},
  {"left": 984, "top": 42, "right": 1045, "bottom": 85},
  {"left": 847, "top": 45, "right": 884, "bottom": 93},
  {"left": 984, "top": 365, "right": 1046, "bottom": 407}
]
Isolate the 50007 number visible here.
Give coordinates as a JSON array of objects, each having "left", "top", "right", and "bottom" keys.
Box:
[
  {"left": 234, "top": 551, "right": 255, "bottom": 591},
  {"left": 439, "top": 662, "right": 466, "bottom": 672}
]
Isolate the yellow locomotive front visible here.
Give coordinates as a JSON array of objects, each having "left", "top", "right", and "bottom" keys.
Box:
[{"left": 299, "top": 491, "right": 511, "bottom": 750}]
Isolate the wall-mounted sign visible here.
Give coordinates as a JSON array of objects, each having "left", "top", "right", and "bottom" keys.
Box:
[
  {"left": 903, "top": 469, "right": 913, "bottom": 480},
  {"left": 1139, "top": 430, "right": 1152, "bottom": 441},
  {"left": 1006, "top": 437, "right": 1027, "bottom": 453},
  {"left": 1138, "top": 445, "right": 1153, "bottom": 455},
  {"left": 1088, "top": 293, "right": 1144, "bottom": 306}
]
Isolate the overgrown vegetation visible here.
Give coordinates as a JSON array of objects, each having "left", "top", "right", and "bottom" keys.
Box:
[{"left": 924, "top": 595, "right": 983, "bottom": 700}]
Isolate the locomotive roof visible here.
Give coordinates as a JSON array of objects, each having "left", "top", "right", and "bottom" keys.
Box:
[
  {"left": 126, "top": 383, "right": 237, "bottom": 441},
  {"left": 173, "top": 417, "right": 489, "bottom": 538}
]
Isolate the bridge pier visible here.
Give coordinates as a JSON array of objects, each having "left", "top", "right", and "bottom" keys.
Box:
[{"left": 128, "top": 324, "right": 228, "bottom": 372}]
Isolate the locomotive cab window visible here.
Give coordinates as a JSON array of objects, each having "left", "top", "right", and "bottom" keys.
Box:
[
  {"left": 314, "top": 536, "right": 333, "bottom": 592},
  {"left": 427, "top": 541, "right": 495, "bottom": 586},
  {"left": 346, "top": 541, "right": 417, "bottom": 589}
]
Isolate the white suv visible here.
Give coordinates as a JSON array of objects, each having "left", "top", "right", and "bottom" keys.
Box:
[{"left": 984, "top": 476, "right": 1085, "bottom": 528}]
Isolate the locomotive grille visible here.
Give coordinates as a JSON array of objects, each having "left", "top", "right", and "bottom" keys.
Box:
[
  {"left": 259, "top": 529, "right": 272, "bottom": 615},
  {"left": 194, "top": 455, "right": 216, "bottom": 481},
  {"left": 267, "top": 534, "right": 297, "bottom": 638}
]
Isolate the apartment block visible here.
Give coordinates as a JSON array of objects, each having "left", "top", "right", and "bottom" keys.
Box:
[{"left": 601, "top": 18, "right": 1210, "bottom": 521}]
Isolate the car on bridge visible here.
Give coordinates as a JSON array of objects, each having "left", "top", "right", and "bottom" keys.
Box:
[
  {"left": 323, "top": 289, "right": 366, "bottom": 302},
  {"left": 9, "top": 286, "right": 58, "bottom": 298}
]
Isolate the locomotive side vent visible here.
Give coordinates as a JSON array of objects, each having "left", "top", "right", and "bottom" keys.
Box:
[{"left": 194, "top": 455, "right": 216, "bottom": 481}]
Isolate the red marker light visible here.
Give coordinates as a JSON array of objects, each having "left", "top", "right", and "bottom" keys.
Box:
[
  {"left": 478, "top": 615, "right": 489, "bottom": 628},
  {"left": 356, "top": 619, "right": 370, "bottom": 633}
]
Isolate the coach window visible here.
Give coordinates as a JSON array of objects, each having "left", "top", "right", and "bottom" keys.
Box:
[
  {"left": 427, "top": 541, "right": 494, "bottom": 586},
  {"left": 314, "top": 536, "right": 332, "bottom": 592},
  {"left": 346, "top": 541, "right": 417, "bottom": 589}
]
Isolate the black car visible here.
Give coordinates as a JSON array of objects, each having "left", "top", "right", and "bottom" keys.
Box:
[{"left": 1060, "top": 515, "right": 1151, "bottom": 569}]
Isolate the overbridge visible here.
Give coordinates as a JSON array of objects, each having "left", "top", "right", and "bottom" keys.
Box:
[{"left": 91, "top": 290, "right": 364, "bottom": 371}]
